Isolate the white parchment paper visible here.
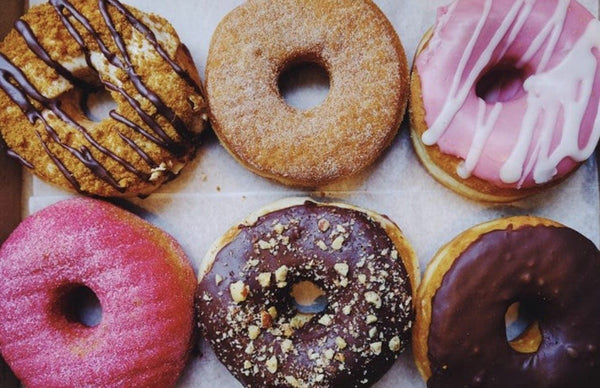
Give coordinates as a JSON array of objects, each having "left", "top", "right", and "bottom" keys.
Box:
[{"left": 25, "top": 1, "right": 600, "bottom": 387}]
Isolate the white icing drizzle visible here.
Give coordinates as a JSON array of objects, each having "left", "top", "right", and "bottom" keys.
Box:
[
  {"left": 457, "top": 100, "right": 502, "bottom": 179},
  {"left": 503, "top": 20, "right": 600, "bottom": 184},
  {"left": 421, "top": 0, "right": 526, "bottom": 146},
  {"left": 422, "top": 0, "right": 600, "bottom": 186},
  {"left": 517, "top": 0, "right": 568, "bottom": 72}
]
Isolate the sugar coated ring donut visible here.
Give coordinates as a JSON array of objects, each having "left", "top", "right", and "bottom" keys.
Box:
[
  {"left": 414, "top": 216, "right": 600, "bottom": 387},
  {"left": 410, "top": 0, "right": 600, "bottom": 202},
  {"left": 0, "top": 0, "right": 208, "bottom": 197},
  {"left": 206, "top": 0, "right": 409, "bottom": 187},
  {"left": 196, "top": 198, "right": 419, "bottom": 387},
  {"left": 0, "top": 198, "right": 196, "bottom": 386}
]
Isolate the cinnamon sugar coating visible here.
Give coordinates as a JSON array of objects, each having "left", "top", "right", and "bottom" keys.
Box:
[{"left": 206, "top": 0, "right": 409, "bottom": 187}]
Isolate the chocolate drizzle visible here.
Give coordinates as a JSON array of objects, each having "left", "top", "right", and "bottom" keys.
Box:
[
  {"left": 0, "top": 0, "right": 203, "bottom": 194},
  {"left": 14, "top": 19, "right": 96, "bottom": 93},
  {"left": 427, "top": 225, "right": 600, "bottom": 387}
]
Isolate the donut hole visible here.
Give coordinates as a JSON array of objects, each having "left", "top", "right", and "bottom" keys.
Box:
[
  {"left": 55, "top": 284, "right": 102, "bottom": 327},
  {"left": 290, "top": 280, "right": 328, "bottom": 314},
  {"left": 476, "top": 64, "right": 527, "bottom": 103},
  {"left": 504, "top": 301, "right": 542, "bottom": 354},
  {"left": 278, "top": 58, "right": 330, "bottom": 111},
  {"left": 80, "top": 88, "right": 118, "bottom": 122},
  {"left": 57, "top": 85, "right": 118, "bottom": 124}
]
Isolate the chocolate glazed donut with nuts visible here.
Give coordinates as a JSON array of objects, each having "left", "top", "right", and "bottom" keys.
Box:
[
  {"left": 196, "top": 198, "right": 419, "bottom": 387},
  {"left": 414, "top": 216, "right": 600, "bottom": 387}
]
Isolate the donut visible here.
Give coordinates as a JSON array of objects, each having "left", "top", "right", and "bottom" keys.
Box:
[
  {"left": 413, "top": 216, "right": 600, "bottom": 387},
  {"left": 196, "top": 198, "right": 419, "bottom": 387},
  {"left": 0, "top": 198, "right": 196, "bottom": 386},
  {"left": 0, "top": 0, "right": 208, "bottom": 197},
  {"left": 205, "top": 0, "right": 409, "bottom": 187},
  {"left": 410, "top": 0, "right": 600, "bottom": 202}
]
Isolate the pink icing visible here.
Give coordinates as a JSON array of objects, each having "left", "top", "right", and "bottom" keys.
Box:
[
  {"left": 416, "top": 0, "right": 600, "bottom": 189},
  {"left": 0, "top": 198, "right": 196, "bottom": 387}
]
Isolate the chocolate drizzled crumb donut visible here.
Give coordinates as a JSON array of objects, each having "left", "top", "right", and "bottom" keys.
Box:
[
  {"left": 196, "top": 198, "right": 419, "bottom": 387},
  {"left": 0, "top": 0, "right": 207, "bottom": 197}
]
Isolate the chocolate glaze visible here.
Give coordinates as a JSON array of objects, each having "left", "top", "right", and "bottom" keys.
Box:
[
  {"left": 196, "top": 201, "right": 414, "bottom": 387},
  {"left": 427, "top": 225, "right": 600, "bottom": 388},
  {"left": 0, "top": 0, "right": 202, "bottom": 193}
]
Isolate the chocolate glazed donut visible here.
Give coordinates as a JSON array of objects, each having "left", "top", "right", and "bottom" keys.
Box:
[
  {"left": 414, "top": 216, "right": 600, "bottom": 387},
  {"left": 196, "top": 198, "right": 419, "bottom": 387}
]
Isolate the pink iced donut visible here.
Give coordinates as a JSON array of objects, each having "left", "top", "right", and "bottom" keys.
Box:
[
  {"left": 0, "top": 198, "right": 196, "bottom": 387},
  {"left": 410, "top": 0, "right": 600, "bottom": 202}
]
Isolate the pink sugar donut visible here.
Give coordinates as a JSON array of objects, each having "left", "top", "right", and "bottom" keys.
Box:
[
  {"left": 0, "top": 198, "right": 196, "bottom": 387},
  {"left": 410, "top": 0, "right": 600, "bottom": 202}
]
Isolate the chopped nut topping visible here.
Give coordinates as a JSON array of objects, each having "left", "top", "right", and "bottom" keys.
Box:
[
  {"left": 331, "top": 236, "right": 345, "bottom": 250},
  {"left": 369, "top": 327, "right": 377, "bottom": 338},
  {"left": 316, "top": 240, "right": 328, "bottom": 251},
  {"left": 268, "top": 306, "right": 278, "bottom": 319},
  {"left": 318, "top": 314, "right": 333, "bottom": 326},
  {"left": 285, "top": 376, "right": 301, "bottom": 387},
  {"left": 247, "top": 259, "right": 259, "bottom": 267},
  {"left": 273, "top": 223, "right": 284, "bottom": 234},
  {"left": 336, "top": 337, "right": 347, "bottom": 349},
  {"left": 389, "top": 336, "right": 402, "bottom": 352},
  {"left": 266, "top": 355, "right": 278, "bottom": 373},
  {"left": 290, "top": 314, "right": 311, "bottom": 329},
  {"left": 370, "top": 341, "right": 382, "bottom": 355},
  {"left": 318, "top": 218, "right": 330, "bottom": 232},
  {"left": 256, "top": 272, "right": 271, "bottom": 288},
  {"left": 261, "top": 311, "right": 273, "bottom": 328},
  {"left": 230, "top": 281, "right": 249, "bottom": 303},
  {"left": 248, "top": 325, "right": 260, "bottom": 340},
  {"left": 335, "top": 352, "right": 345, "bottom": 363},
  {"left": 358, "top": 274, "right": 367, "bottom": 284},
  {"left": 215, "top": 274, "right": 223, "bottom": 286},
  {"left": 243, "top": 360, "right": 252, "bottom": 369},
  {"left": 340, "top": 277, "right": 348, "bottom": 288},
  {"left": 334, "top": 262, "right": 349, "bottom": 277},
  {"left": 366, "top": 315, "right": 378, "bottom": 324},
  {"left": 342, "top": 305, "right": 352, "bottom": 315},
  {"left": 381, "top": 248, "right": 389, "bottom": 256},
  {"left": 365, "top": 291, "right": 382, "bottom": 309},
  {"left": 281, "top": 339, "right": 294, "bottom": 353},
  {"left": 391, "top": 249, "right": 398, "bottom": 260},
  {"left": 282, "top": 323, "right": 294, "bottom": 337},
  {"left": 275, "top": 265, "right": 289, "bottom": 283},
  {"left": 245, "top": 342, "right": 255, "bottom": 354},
  {"left": 258, "top": 240, "right": 272, "bottom": 250},
  {"left": 324, "top": 348, "right": 335, "bottom": 360},
  {"left": 336, "top": 225, "right": 346, "bottom": 233}
]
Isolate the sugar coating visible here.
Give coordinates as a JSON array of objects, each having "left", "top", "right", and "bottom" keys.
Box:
[
  {"left": 206, "top": 0, "right": 409, "bottom": 186},
  {"left": 0, "top": 198, "right": 196, "bottom": 387}
]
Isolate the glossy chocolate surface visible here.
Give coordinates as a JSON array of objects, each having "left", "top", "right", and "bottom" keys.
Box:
[
  {"left": 428, "top": 225, "right": 600, "bottom": 387},
  {"left": 196, "top": 202, "right": 414, "bottom": 387}
]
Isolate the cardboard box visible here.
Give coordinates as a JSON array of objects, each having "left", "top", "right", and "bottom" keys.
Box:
[{"left": 1, "top": 1, "right": 599, "bottom": 386}]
